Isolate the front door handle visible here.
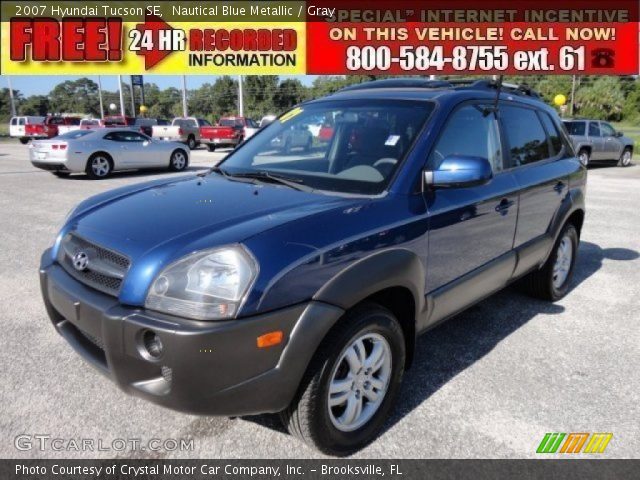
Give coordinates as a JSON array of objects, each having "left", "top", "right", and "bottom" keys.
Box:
[
  {"left": 554, "top": 181, "right": 566, "bottom": 193},
  {"left": 495, "top": 198, "right": 515, "bottom": 214}
]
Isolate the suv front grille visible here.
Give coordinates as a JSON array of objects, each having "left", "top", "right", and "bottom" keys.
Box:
[{"left": 58, "top": 233, "right": 130, "bottom": 296}]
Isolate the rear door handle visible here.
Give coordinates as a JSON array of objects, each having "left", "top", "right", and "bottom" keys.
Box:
[
  {"left": 495, "top": 198, "right": 515, "bottom": 214},
  {"left": 554, "top": 181, "right": 566, "bottom": 193}
]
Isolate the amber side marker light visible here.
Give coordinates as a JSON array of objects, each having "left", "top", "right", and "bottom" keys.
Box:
[{"left": 257, "top": 331, "right": 284, "bottom": 348}]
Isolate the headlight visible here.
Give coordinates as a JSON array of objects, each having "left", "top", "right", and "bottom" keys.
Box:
[{"left": 145, "top": 245, "right": 258, "bottom": 320}]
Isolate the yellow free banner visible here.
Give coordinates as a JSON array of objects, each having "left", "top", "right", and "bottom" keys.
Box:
[{"left": 0, "top": 20, "right": 306, "bottom": 75}]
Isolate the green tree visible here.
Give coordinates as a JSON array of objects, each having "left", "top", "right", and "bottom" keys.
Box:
[
  {"left": 49, "top": 78, "right": 100, "bottom": 116},
  {"left": 575, "top": 77, "right": 625, "bottom": 121},
  {"left": 622, "top": 79, "right": 640, "bottom": 122},
  {"left": 0, "top": 88, "right": 23, "bottom": 121},
  {"left": 274, "top": 78, "right": 308, "bottom": 111},
  {"left": 243, "top": 76, "right": 279, "bottom": 118},
  {"left": 20, "top": 95, "right": 50, "bottom": 116}
]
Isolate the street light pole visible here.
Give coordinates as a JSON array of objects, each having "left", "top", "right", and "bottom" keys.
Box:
[
  {"left": 181, "top": 75, "right": 188, "bottom": 117},
  {"left": 7, "top": 76, "right": 17, "bottom": 117},
  {"left": 238, "top": 75, "right": 244, "bottom": 116},
  {"left": 129, "top": 75, "right": 136, "bottom": 117},
  {"left": 97, "top": 76, "right": 105, "bottom": 119},
  {"left": 118, "top": 75, "right": 126, "bottom": 117}
]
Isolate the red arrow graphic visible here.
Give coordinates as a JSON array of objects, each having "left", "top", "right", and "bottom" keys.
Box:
[{"left": 133, "top": 14, "right": 177, "bottom": 70}]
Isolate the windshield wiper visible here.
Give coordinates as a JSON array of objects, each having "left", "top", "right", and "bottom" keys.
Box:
[{"left": 227, "top": 171, "right": 314, "bottom": 192}]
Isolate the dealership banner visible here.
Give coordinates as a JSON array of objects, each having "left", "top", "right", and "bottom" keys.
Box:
[{"left": 1, "top": 0, "right": 638, "bottom": 75}]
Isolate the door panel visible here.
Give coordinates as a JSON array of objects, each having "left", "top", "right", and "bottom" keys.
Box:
[
  {"left": 426, "top": 172, "right": 520, "bottom": 292},
  {"left": 600, "top": 122, "right": 622, "bottom": 160},
  {"left": 424, "top": 103, "right": 519, "bottom": 293},
  {"left": 511, "top": 161, "right": 570, "bottom": 247},
  {"left": 588, "top": 121, "right": 605, "bottom": 160}
]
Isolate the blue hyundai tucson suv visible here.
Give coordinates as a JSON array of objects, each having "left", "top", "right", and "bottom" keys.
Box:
[{"left": 39, "top": 79, "right": 586, "bottom": 455}]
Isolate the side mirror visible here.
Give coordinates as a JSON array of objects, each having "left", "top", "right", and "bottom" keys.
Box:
[
  {"left": 424, "top": 155, "right": 493, "bottom": 189},
  {"left": 615, "top": 131, "right": 624, "bottom": 138}
]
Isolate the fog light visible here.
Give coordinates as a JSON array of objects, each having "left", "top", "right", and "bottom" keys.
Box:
[{"left": 142, "top": 330, "right": 163, "bottom": 359}]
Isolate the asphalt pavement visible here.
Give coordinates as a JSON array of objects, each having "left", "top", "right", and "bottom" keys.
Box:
[{"left": 0, "top": 141, "right": 638, "bottom": 459}]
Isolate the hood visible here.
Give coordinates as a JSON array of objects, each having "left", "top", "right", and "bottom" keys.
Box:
[{"left": 63, "top": 174, "right": 357, "bottom": 304}]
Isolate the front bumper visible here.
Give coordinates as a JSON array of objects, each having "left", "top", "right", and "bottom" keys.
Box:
[{"left": 40, "top": 251, "right": 344, "bottom": 416}]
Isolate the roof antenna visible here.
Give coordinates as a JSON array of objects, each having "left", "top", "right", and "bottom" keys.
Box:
[{"left": 484, "top": 75, "right": 504, "bottom": 117}]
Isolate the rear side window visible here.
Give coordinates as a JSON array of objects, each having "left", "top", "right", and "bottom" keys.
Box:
[
  {"left": 564, "top": 121, "right": 585, "bottom": 136},
  {"left": 429, "top": 104, "right": 503, "bottom": 173},
  {"left": 500, "top": 106, "right": 550, "bottom": 166},
  {"left": 539, "top": 113, "right": 563, "bottom": 157}
]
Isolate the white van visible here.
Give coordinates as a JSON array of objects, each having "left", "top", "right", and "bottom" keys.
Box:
[{"left": 9, "top": 116, "right": 44, "bottom": 144}]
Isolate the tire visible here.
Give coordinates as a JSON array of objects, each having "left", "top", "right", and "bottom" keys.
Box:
[
  {"left": 234, "top": 137, "right": 244, "bottom": 149},
  {"left": 618, "top": 148, "right": 632, "bottom": 167},
  {"left": 577, "top": 148, "right": 590, "bottom": 167},
  {"left": 520, "top": 223, "right": 579, "bottom": 301},
  {"left": 187, "top": 136, "right": 197, "bottom": 150},
  {"left": 19, "top": 137, "right": 29, "bottom": 145},
  {"left": 280, "top": 303, "right": 406, "bottom": 456},
  {"left": 85, "top": 153, "right": 113, "bottom": 180},
  {"left": 169, "top": 149, "right": 188, "bottom": 172},
  {"left": 207, "top": 144, "right": 216, "bottom": 152},
  {"left": 52, "top": 171, "right": 70, "bottom": 177}
]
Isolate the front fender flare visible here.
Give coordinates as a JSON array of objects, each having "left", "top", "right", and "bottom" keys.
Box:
[{"left": 313, "top": 248, "right": 426, "bottom": 321}]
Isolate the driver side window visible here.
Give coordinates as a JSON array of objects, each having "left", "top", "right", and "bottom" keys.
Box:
[
  {"left": 600, "top": 123, "right": 615, "bottom": 137},
  {"left": 429, "top": 105, "right": 503, "bottom": 173}
]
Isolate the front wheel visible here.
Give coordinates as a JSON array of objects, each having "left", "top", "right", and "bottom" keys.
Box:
[
  {"left": 520, "top": 223, "right": 579, "bottom": 301},
  {"left": 85, "top": 153, "right": 112, "bottom": 180},
  {"left": 280, "top": 303, "right": 405, "bottom": 456},
  {"left": 618, "top": 148, "right": 632, "bottom": 167},
  {"left": 169, "top": 149, "right": 188, "bottom": 172}
]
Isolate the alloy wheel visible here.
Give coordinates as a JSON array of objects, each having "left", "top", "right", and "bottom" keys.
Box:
[
  {"left": 553, "top": 234, "right": 573, "bottom": 289},
  {"left": 91, "top": 156, "right": 110, "bottom": 177},
  {"left": 172, "top": 152, "right": 186, "bottom": 170},
  {"left": 327, "top": 332, "right": 392, "bottom": 432}
]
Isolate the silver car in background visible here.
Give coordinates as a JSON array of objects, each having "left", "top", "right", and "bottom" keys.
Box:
[
  {"left": 563, "top": 119, "right": 634, "bottom": 167},
  {"left": 29, "top": 128, "right": 190, "bottom": 179}
]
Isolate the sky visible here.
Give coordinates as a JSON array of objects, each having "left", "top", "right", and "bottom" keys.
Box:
[{"left": 2, "top": 75, "right": 319, "bottom": 96}]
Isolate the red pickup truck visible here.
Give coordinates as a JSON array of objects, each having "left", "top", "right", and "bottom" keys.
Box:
[
  {"left": 25, "top": 116, "right": 81, "bottom": 139},
  {"left": 200, "top": 116, "right": 259, "bottom": 152}
]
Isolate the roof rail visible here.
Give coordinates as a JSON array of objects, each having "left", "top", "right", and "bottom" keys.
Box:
[
  {"left": 336, "top": 77, "right": 541, "bottom": 100},
  {"left": 338, "top": 78, "right": 453, "bottom": 92}
]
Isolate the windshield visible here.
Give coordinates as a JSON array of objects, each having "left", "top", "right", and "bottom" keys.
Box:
[
  {"left": 563, "top": 121, "right": 586, "bottom": 136},
  {"left": 219, "top": 100, "right": 434, "bottom": 195},
  {"left": 55, "top": 130, "right": 94, "bottom": 140}
]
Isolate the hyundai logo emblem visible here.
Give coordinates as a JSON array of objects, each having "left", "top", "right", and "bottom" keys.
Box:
[{"left": 72, "top": 251, "right": 89, "bottom": 271}]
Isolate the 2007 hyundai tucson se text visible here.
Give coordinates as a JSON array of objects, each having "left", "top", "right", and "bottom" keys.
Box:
[{"left": 39, "top": 79, "right": 586, "bottom": 456}]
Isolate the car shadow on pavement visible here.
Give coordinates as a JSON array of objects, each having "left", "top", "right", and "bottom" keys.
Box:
[{"left": 241, "top": 241, "right": 639, "bottom": 446}]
